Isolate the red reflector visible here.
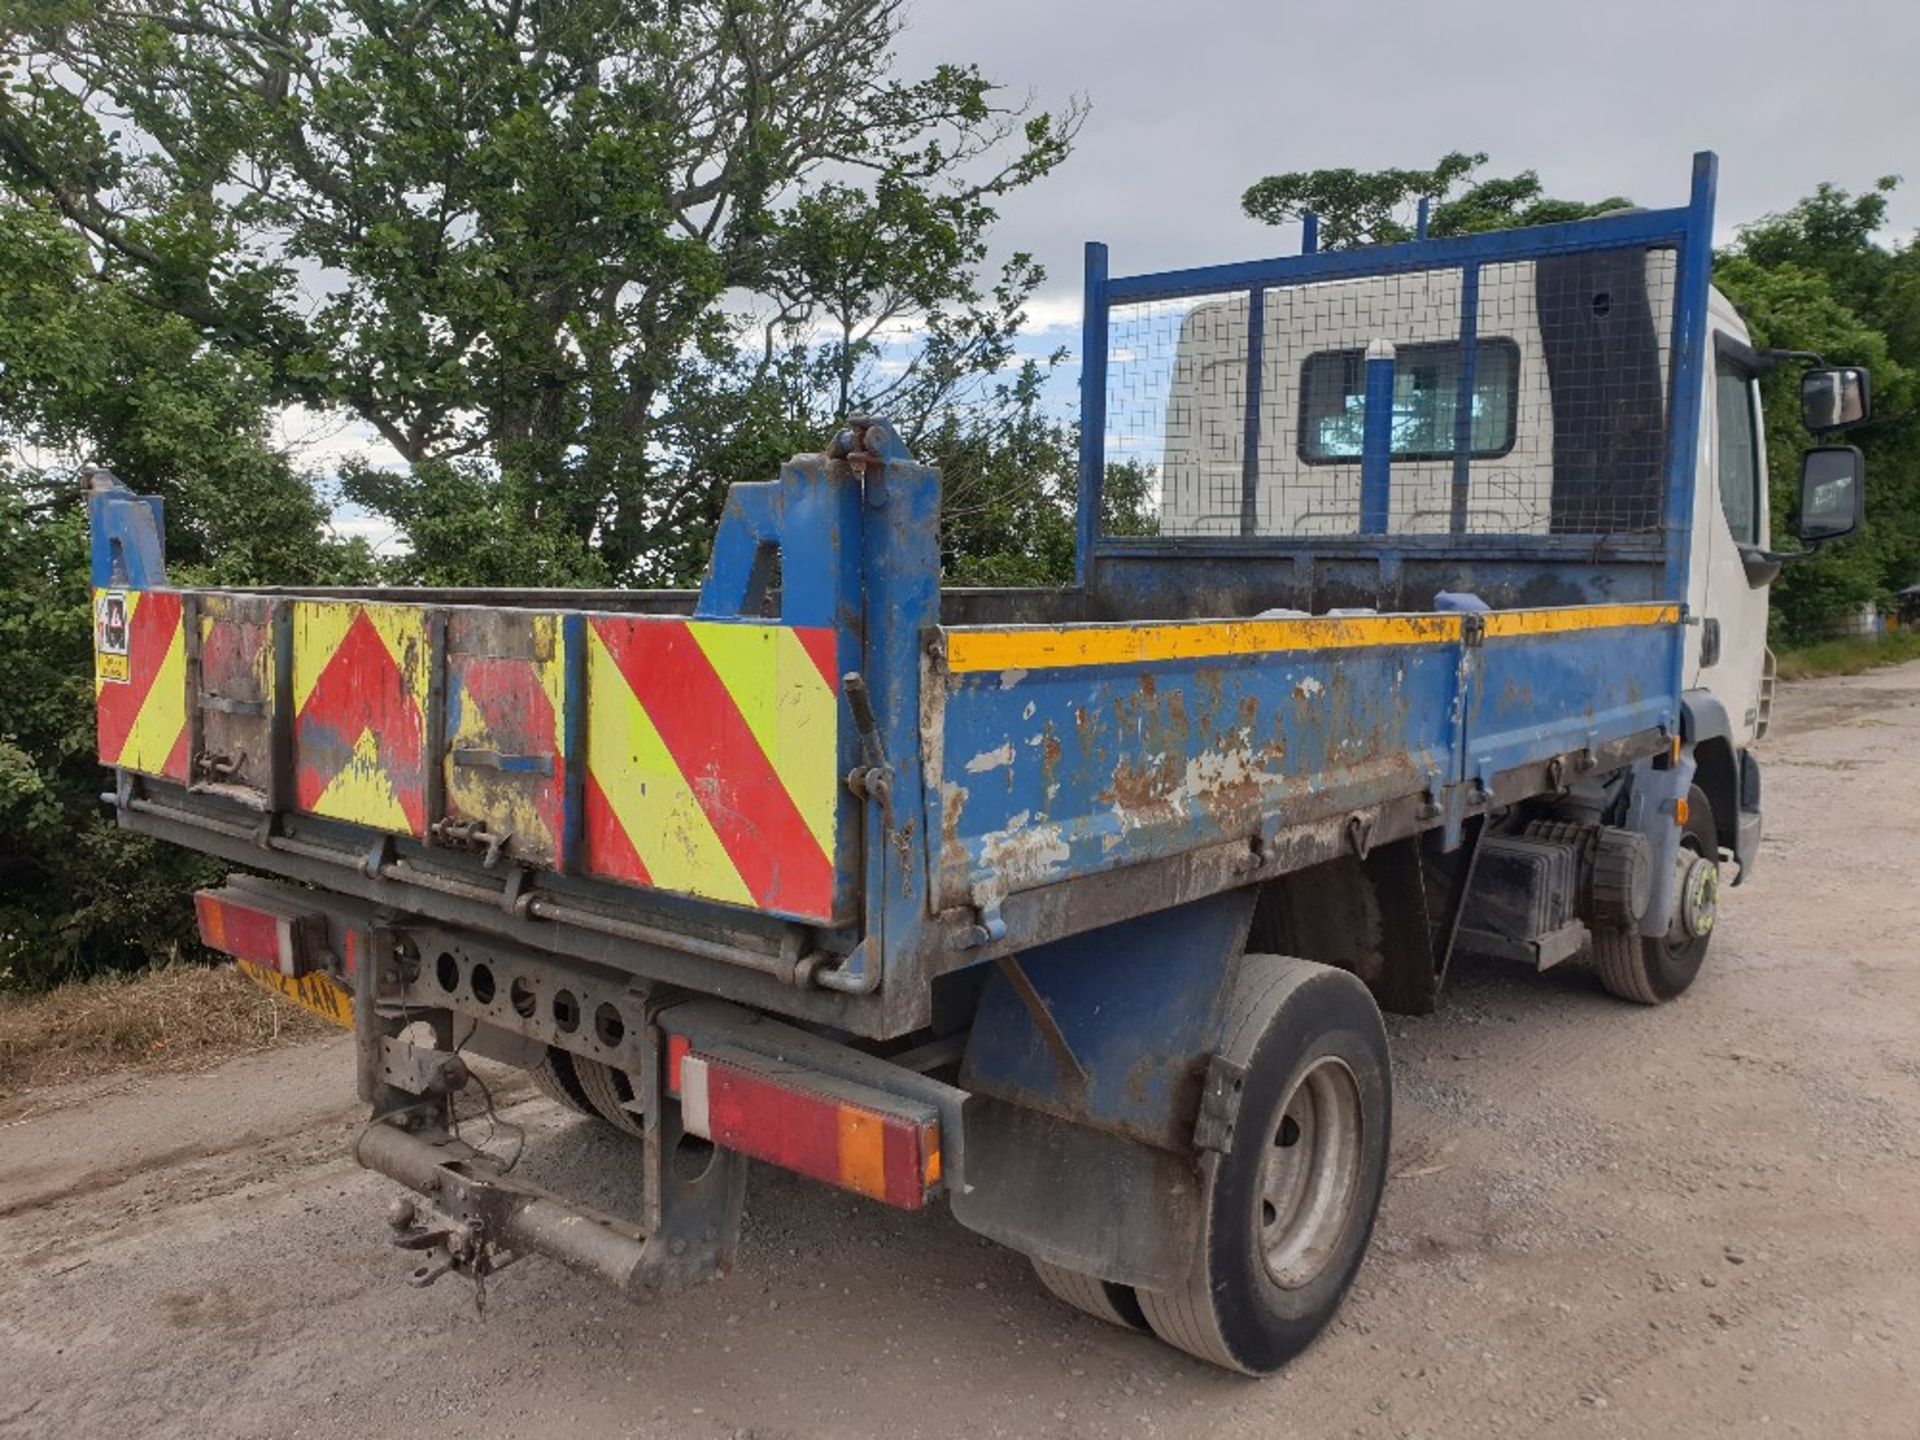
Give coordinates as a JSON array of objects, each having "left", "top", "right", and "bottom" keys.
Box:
[
  {"left": 194, "top": 888, "right": 322, "bottom": 977},
  {"left": 678, "top": 1051, "right": 940, "bottom": 1211}
]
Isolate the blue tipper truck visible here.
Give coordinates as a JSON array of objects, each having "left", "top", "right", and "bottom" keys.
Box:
[{"left": 90, "top": 152, "right": 1870, "bottom": 1373}]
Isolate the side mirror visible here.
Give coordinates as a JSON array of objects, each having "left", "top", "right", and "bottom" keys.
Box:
[
  {"left": 1796, "top": 445, "right": 1866, "bottom": 544},
  {"left": 1802, "top": 367, "right": 1870, "bottom": 431}
]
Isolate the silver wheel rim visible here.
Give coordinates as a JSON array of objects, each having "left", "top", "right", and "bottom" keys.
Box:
[
  {"left": 1258, "top": 1056, "right": 1364, "bottom": 1290},
  {"left": 1678, "top": 854, "right": 1719, "bottom": 939}
]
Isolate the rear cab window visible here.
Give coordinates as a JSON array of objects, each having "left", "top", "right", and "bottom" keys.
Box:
[{"left": 1298, "top": 338, "right": 1521, "bottom": 464}]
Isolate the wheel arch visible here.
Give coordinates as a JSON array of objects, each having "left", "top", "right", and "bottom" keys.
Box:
[{"left": 1682, "top": 689, "right": 1740, "bottom": 860}]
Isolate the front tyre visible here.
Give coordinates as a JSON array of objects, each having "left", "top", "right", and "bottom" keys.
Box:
[
  {"left": 1138, "top": 956, "right": 1391, "bottom": 1375},
  {"left": 1593, "top": 784, "right": 1720, "bottom": 1004}
]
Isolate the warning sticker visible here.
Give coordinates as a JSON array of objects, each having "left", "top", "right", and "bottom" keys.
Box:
[{"left": 96, "top": 590, "right": 131, "bottom": 684}]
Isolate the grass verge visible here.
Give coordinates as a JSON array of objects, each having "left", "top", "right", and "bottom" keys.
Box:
[
  {"left": 0, "top": 963, "right": 329, "bottom": 1100},
  {"left": 1775, "top": 630, "right": 1920, "bottom": 681}
]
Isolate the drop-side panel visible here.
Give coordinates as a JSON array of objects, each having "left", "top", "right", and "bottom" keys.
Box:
[
  {"left": 1463, "top": 604, "right": 1683, "bottom": 782},
  {"left": 99, "top": 588, "right": 853, "bottom": 925},
  {"left": 929, "top": 614, "right": 1466, "bottom": 910}
]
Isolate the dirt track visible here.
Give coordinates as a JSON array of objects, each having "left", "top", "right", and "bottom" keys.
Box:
[{"left": 3, "top": 665, "right": 1918, "bottom": 1439}]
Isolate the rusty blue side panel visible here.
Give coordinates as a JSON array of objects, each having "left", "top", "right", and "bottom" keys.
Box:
[
  {"left": 1465, "top": 614, "right": 1684, "bottom": 789},
  {"left": 929, "top": 632, "right": 1464, "bottom": 911}
]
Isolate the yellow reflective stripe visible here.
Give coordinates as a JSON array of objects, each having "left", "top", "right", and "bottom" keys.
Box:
[
  {"left": 363, "top": 604, "right": 430, "bottom": 706},
  {"left": 942, "top": 613, "right": 1465, "bottom": 674},
  {"left": 943, "top": 603, "right": 1683, "bottom": 675},
  {"left": 686, "top": 621, "right": 837, "bottom": 857},
  {"left": 1480, "top": 603, "right": 1681, "bottom": 638},
  {"left": 118, "top": 610, "right": 187, "bottom": 772},
  {"left": 586, "top": 624, "right": 754, "bottom": 908}
]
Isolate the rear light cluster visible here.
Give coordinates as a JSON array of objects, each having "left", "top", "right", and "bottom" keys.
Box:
[
  {"left": 195, "top": 887, "right": 326, "bottom": 977},
  {"left": 196, "top": 886, "right": 355, "bottom": 1028},
  {"left": 667, "top": 1034, "right": 942, "bottom": 1210}
]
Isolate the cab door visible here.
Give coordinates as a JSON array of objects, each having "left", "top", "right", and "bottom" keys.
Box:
[{"left": 1688, "top": 316, "right": 1772, "bottom": 744}]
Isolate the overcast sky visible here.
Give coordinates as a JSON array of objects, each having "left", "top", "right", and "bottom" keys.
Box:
[{"left": 893, "top": 0, "right": 1920, "bottom": 335}]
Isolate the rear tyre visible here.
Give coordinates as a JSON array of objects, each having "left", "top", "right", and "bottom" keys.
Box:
[
  {"left": 1030, "top": 1257, "right": 1149, "bottom": 1332},
  {"left": 527, "top": 1047, "right": 595, "bottom": 1117},
  {"left": 572, "top": 1056, "right": 648, "bottom": 1137},
  {"left": 1137, "top": 956, "right": 1391, "bottom": 1375},
  {"left": 1594, "top": 785, "right": 1719, "bottom": 1005}
]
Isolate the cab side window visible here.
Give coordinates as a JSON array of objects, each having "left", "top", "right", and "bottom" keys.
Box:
[{"left": 1714, "top": 357, "right": 1762, "bottom": 546}]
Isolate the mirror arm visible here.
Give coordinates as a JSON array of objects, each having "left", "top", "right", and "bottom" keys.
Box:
[
  {"left": 1739, "top": 540, "right": 1827, "bottom": 570},
  {"left": 1755, "top": 347, "right": 1827, "bottom": 374}
]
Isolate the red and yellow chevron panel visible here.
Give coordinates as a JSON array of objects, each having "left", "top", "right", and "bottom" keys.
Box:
[
  {"left": 94, "top": 587, "right": 188, "bottom": 781},
  {"left": 443, "top": 611, "right": 568, "bottom": 869},
  {"left": 292, "top": 601, "right": 431, "bottom": 836},
  {"left": 585, "top": 617, "right": 841, "bottom": 922}
]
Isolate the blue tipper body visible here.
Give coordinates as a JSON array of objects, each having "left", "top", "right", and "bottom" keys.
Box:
[
  {"left": 99, "top": 158, "right": 1722, "bottom": 1162},
  {"left": 936, "top": 155, "right": 1718, "bottom": 1143}
]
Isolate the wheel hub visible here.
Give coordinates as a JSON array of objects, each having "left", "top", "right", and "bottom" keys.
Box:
[
  {"left": 1677, "top": 854, "right": 1719, "bottom": 939},
  {"left": 1257, "top": 1056, "right": 1363, "bottom": 1290}
]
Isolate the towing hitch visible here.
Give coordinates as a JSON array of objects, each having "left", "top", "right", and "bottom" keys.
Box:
[
  {"left": 351, "top": 927, "right": 746, "bottom": 1300},
  {"left": 355, "top": 1109, "right": 744, "bottom": 1297}
]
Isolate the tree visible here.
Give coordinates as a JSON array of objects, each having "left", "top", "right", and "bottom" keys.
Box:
[
  {"left": 0, "top": 0, "right": 1083, "bottom": 585},
  {"left": 1714, "top": 180, "right": 1920, "bottom": 640},
  {"left": 0, "top": 200, "right": 367, "bottom": 987},
  {"left": 1242, "top": 152, "right": 1628, "bottom": 250}
]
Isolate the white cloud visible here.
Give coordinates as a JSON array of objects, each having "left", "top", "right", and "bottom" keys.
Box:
[
  {"left": 325, "top": 509, "right": 410, "bottom": 556},
  {"left": 271, "top": 405, "right": 406, "bottom": 475},
  {"left": 1019, "top": 292, "right": 1084, "bottom": 335}
]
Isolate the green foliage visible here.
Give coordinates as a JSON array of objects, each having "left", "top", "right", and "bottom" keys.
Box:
[
  {"left": 0, "top": 200, "right": 365, "bottom": 988},
  {"left": 0, "top": 0, "right": 1083, "bottom": 585},
  {"left": 0, "top": 477, "right": 219, "bottom": 989},
  {"left": 1242, "top": 151, "right": 1628, "bottom": 250},
  {"left": 1774, "top": 630, "right": 1920, "bottom": 682},
  {"left": 1714, "top": 179, "right": 1920, "bottom": 640},
  {"left": 923, "top": 363, "right": 1156, "bottom": 589}
]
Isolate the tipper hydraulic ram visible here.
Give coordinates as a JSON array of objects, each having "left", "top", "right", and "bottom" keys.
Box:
[{"left": 91, "top": 152, "right": 1870, "bottom": 1373}]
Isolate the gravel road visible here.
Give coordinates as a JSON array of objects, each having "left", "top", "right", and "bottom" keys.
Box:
[{"left": 3, "top": 665, "right": 1918, "bottom": 1440}]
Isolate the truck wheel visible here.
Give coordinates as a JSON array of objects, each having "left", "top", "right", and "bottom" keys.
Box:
[
  {"left": 1137, "top": 956, "right": 1390, "bottom": 1375},
  {"left": 1593, "top": 785, "right": 1719, "bottom": 1005},
  {"left": 1030, "top": 1257, "right": 1149, "bottom": 1331},
  {"left": 572, "top": 1056, "right": 648, "bottom": 1137},
  {"left": 527, "top": 1047, "right": 595, "bottom": 1117}
]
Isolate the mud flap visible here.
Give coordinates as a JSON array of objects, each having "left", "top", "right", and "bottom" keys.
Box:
[{"left": 949, "top": 890, "right": 1255, "bottom": 1287}]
